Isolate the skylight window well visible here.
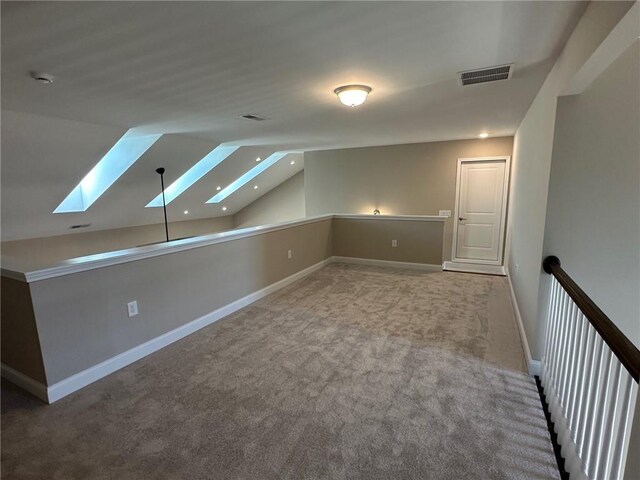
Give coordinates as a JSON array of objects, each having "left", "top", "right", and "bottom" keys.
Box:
[
  {"left": 207, "top": 151, "right": 288, "bottom": 203},
  {"left": 54, "top": 130, "right": 162, "bottom": 213},
  {"left": 146, "top": 145, "right": 239, "bottom": 207}
]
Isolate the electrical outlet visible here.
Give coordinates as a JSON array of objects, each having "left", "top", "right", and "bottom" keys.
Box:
[
  {"left": 439, "top": 210, "right": 452, "bottom": 217},
  {"left": 391, "top": 239, "right": 398, "bottom": 247},
  {"left": 287, "top": 249, "right": 292, "bottom": 259},
  {"left": 127, "top": 301, "right": 138, "bottom": 318}
]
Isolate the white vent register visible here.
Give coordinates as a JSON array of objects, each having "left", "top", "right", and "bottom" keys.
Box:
[{"left": 458, "top": 64, "right": 513, "bottom": 86}]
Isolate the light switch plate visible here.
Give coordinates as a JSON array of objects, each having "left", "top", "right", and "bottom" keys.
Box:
[{"left": 439, "top": 210, "right": 452, "bottom": 217}]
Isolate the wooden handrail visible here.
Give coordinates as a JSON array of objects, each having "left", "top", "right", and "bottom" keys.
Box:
[{"left": 543, "top": 256, "right": 640, "bottom": 382}]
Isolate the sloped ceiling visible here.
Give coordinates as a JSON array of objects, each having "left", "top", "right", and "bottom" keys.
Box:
[{"left": 1, "top": 1, "right": 586, "bottom": 241}]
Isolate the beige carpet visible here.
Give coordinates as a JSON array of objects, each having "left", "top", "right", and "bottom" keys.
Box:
[{"left": 1, "top": 263, "right": 559, "bottom": 479}]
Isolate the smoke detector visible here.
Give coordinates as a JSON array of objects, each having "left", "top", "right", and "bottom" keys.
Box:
[{"left": 30, "top": 72, "right": 55, "bottom": 84}]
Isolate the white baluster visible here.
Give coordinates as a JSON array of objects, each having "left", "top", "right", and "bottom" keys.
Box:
[
  {"left": 585, "top": 348, "right": 614, "bottom": 477},
  {"left": 568, "top": 314, "right": 588, "bottom": 434},
  {"left": 593, "top": 360, "right": 622, "bottom": 479},
  {"left": 548, "top": 283, "right": 564, "bottom": 389},
  {"left": 559, "top": 302, "right": 577, "bottom": 409},
  {"left": 581, "top": 339, "right": 607, "bottom": 472},
  {"left": 562, "top": 303, "right": 581, "bottom": 416},
  {"left": 553, "top": 292, "right": 571, "bottom": 397},
  {"left": 575, "top": 325, "right": 596, "bottom": 454},
  {"left": 603, "top": 369, "right": 635, "bottom": 480},
  {"left": 543, "top": 279, "right": 559, "bottom": 383}
]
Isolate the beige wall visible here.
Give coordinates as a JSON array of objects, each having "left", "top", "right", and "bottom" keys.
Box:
[
  {"left": 543, "top": 41, "right": 639, "bottom": 347},
  {"left": 506, "top": 1, "right": 634, "bottom": 359},
  {"left": 333, "top": 219, "right": 444, "bottom": 266},
  {"left": 29, "top": 219, "right": 333, "bottom": 384},
  {"left": 1, "top": 277, "right": 47, "bottom": 383},
  {"left": 3, "top": 215, "right": 449, "bottom": 386},
  {"left": 233, "top": 172, "right": 305, "bottom": 229},
  {"left": 1, "top": 216, "right": 234, "bottom": 268},
  {"left": 304, "top": 137, "right": 513, "bottom": 262}
]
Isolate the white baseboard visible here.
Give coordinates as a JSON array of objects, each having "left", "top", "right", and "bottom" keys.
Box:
[
  {"left": 331, "top": 256, "right": 442, "bottom": 272},
  {"left": 443, "top": 261, "right": 506, "bottom": 276},
  {"left": 17, "top": 258, "right": 333, "bottom": 404},
  {"left": 3, "top": 255, "right": 524, "bottom": 403},
  {"left": 506, "top": 273, "right": 539, "bottom": 377},
  {"left": 1, "top": 363, "right": 49, "bottom": 403}
]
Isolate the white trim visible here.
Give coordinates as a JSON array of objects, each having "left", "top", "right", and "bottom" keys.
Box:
[
  {"left": 7, "top": 258, "right": 331, "bottom": 403},
  {"left": 0, "top": 268, "right": 27, "bottom": 282},
  {"left": 1, "top": 214, "right": 446, "bottom": 283},
  {"left": 331, "top": 256, "right": 442, "bottom": 271},
  {"left": 0, "top": 363, "right": 49, "bottom": 403},
  {"left": 2, "top": 256, "right": 533, "bottom": 403},
  {"left": 443, "top": 261, "right": 506, "bottom": 276},
  {"left": 563, "top": 2, "right": 639, "bottom": 96},
  {"left": 506, "top": 272, "right": 539, "bottom": 376},
  {"left": 451, "top": 156, "right": 511, "bottom": 266},
  {"left": 334, "top": 214, "right": 446, "bottom": 222}
]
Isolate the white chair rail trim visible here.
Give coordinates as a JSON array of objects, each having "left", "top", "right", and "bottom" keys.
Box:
[{"left": 1, "top": 214, "right": 447, "bottom": 283}]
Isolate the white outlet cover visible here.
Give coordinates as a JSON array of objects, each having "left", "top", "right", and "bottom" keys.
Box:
[
  {"left": 391, "top": 240, "right": 398, "bottom": 247},
  {"left": 439, "top": 210, "right": 452, "bottom": 217},
  {"left": 287, "top": 249, "right": 292, "bottom": 259},
  {"left": 127, "top": 301, "right": 138, "bottom": 317}
]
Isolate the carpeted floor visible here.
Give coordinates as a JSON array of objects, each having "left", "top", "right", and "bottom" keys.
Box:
[{"left": 1, "top": 263, "right": 559, "bottom": 479}]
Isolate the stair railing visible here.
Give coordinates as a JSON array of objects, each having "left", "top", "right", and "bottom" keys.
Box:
[{"left": 541, "top": 255, "right": 639, "bottom": 480}]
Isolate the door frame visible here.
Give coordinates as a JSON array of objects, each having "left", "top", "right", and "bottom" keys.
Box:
[{"left": 451, "top": 156, "right": 511, "bottom": 266}]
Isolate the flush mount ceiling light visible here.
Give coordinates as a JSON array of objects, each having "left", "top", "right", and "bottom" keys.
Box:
[
  {"left": 256, "top": 157, "right": 261, "bottom": 162},
  {"left": 334, "top": 84, "right": 372, "bottom": 107},
  {"left": 478, "top": 132, "right": 489, "bottom": 139}
]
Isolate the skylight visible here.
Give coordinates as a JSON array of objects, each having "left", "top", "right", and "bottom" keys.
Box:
[
  {"left": 146, "top": 145, "right": 239, "bottom": 207},
  {"left": 54, "top": 130, "right": 162, "bottom": 213},
  {"left": 207, "top": 152, "right": 288, "bottom": 204}
]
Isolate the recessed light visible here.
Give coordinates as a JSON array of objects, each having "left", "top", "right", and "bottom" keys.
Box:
[
  {"left": 334, "top": 84, "right": 372, "bottom": 107},
  {"left": 216, "top": 185, "right": 221, "bottom": 191},
  {"left": 184, "top": 210, "right": 189, "bottom": 215},
  {"left": 290, "top": 161, "right": 295, "bottom": 165},
  {"left": 256, "top": 157, "right": 261, "bottom": 162},
  {"left": 478, "top": 132, "right": 489, "bottom": 139},
  {"left": 253, "top": 185, "right": 258, "bottom": 189},
  {"left": 222, "top": 206, "right": 227, "bottom": 211}
]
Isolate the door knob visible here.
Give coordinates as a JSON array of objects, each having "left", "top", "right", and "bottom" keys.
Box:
[{"left": 459, "top": 217, "right": 467, "bottom": 221}]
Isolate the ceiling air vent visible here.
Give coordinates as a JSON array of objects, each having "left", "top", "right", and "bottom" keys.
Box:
[
  {"left": 458, "top": 64, "right": 513, "bottom": 86},
  {"left": 69, "top": 223, "right": 91, "bottom": 229},
  {"left": 240, "top": 114, "right": 269, "bottom": 121}
]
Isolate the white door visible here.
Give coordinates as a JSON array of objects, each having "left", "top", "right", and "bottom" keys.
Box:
[{"left": 454, "top": 158, "right": 509, "bottom": 263}]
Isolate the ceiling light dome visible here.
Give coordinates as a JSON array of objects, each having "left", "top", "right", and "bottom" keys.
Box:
[{"left": 334, "top": 84, "right": 371, "bottom": 107}]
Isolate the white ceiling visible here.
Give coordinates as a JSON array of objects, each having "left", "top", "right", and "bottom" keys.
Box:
[{"left": 1, "top": 1, "right": 586, "bottom": 241}]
